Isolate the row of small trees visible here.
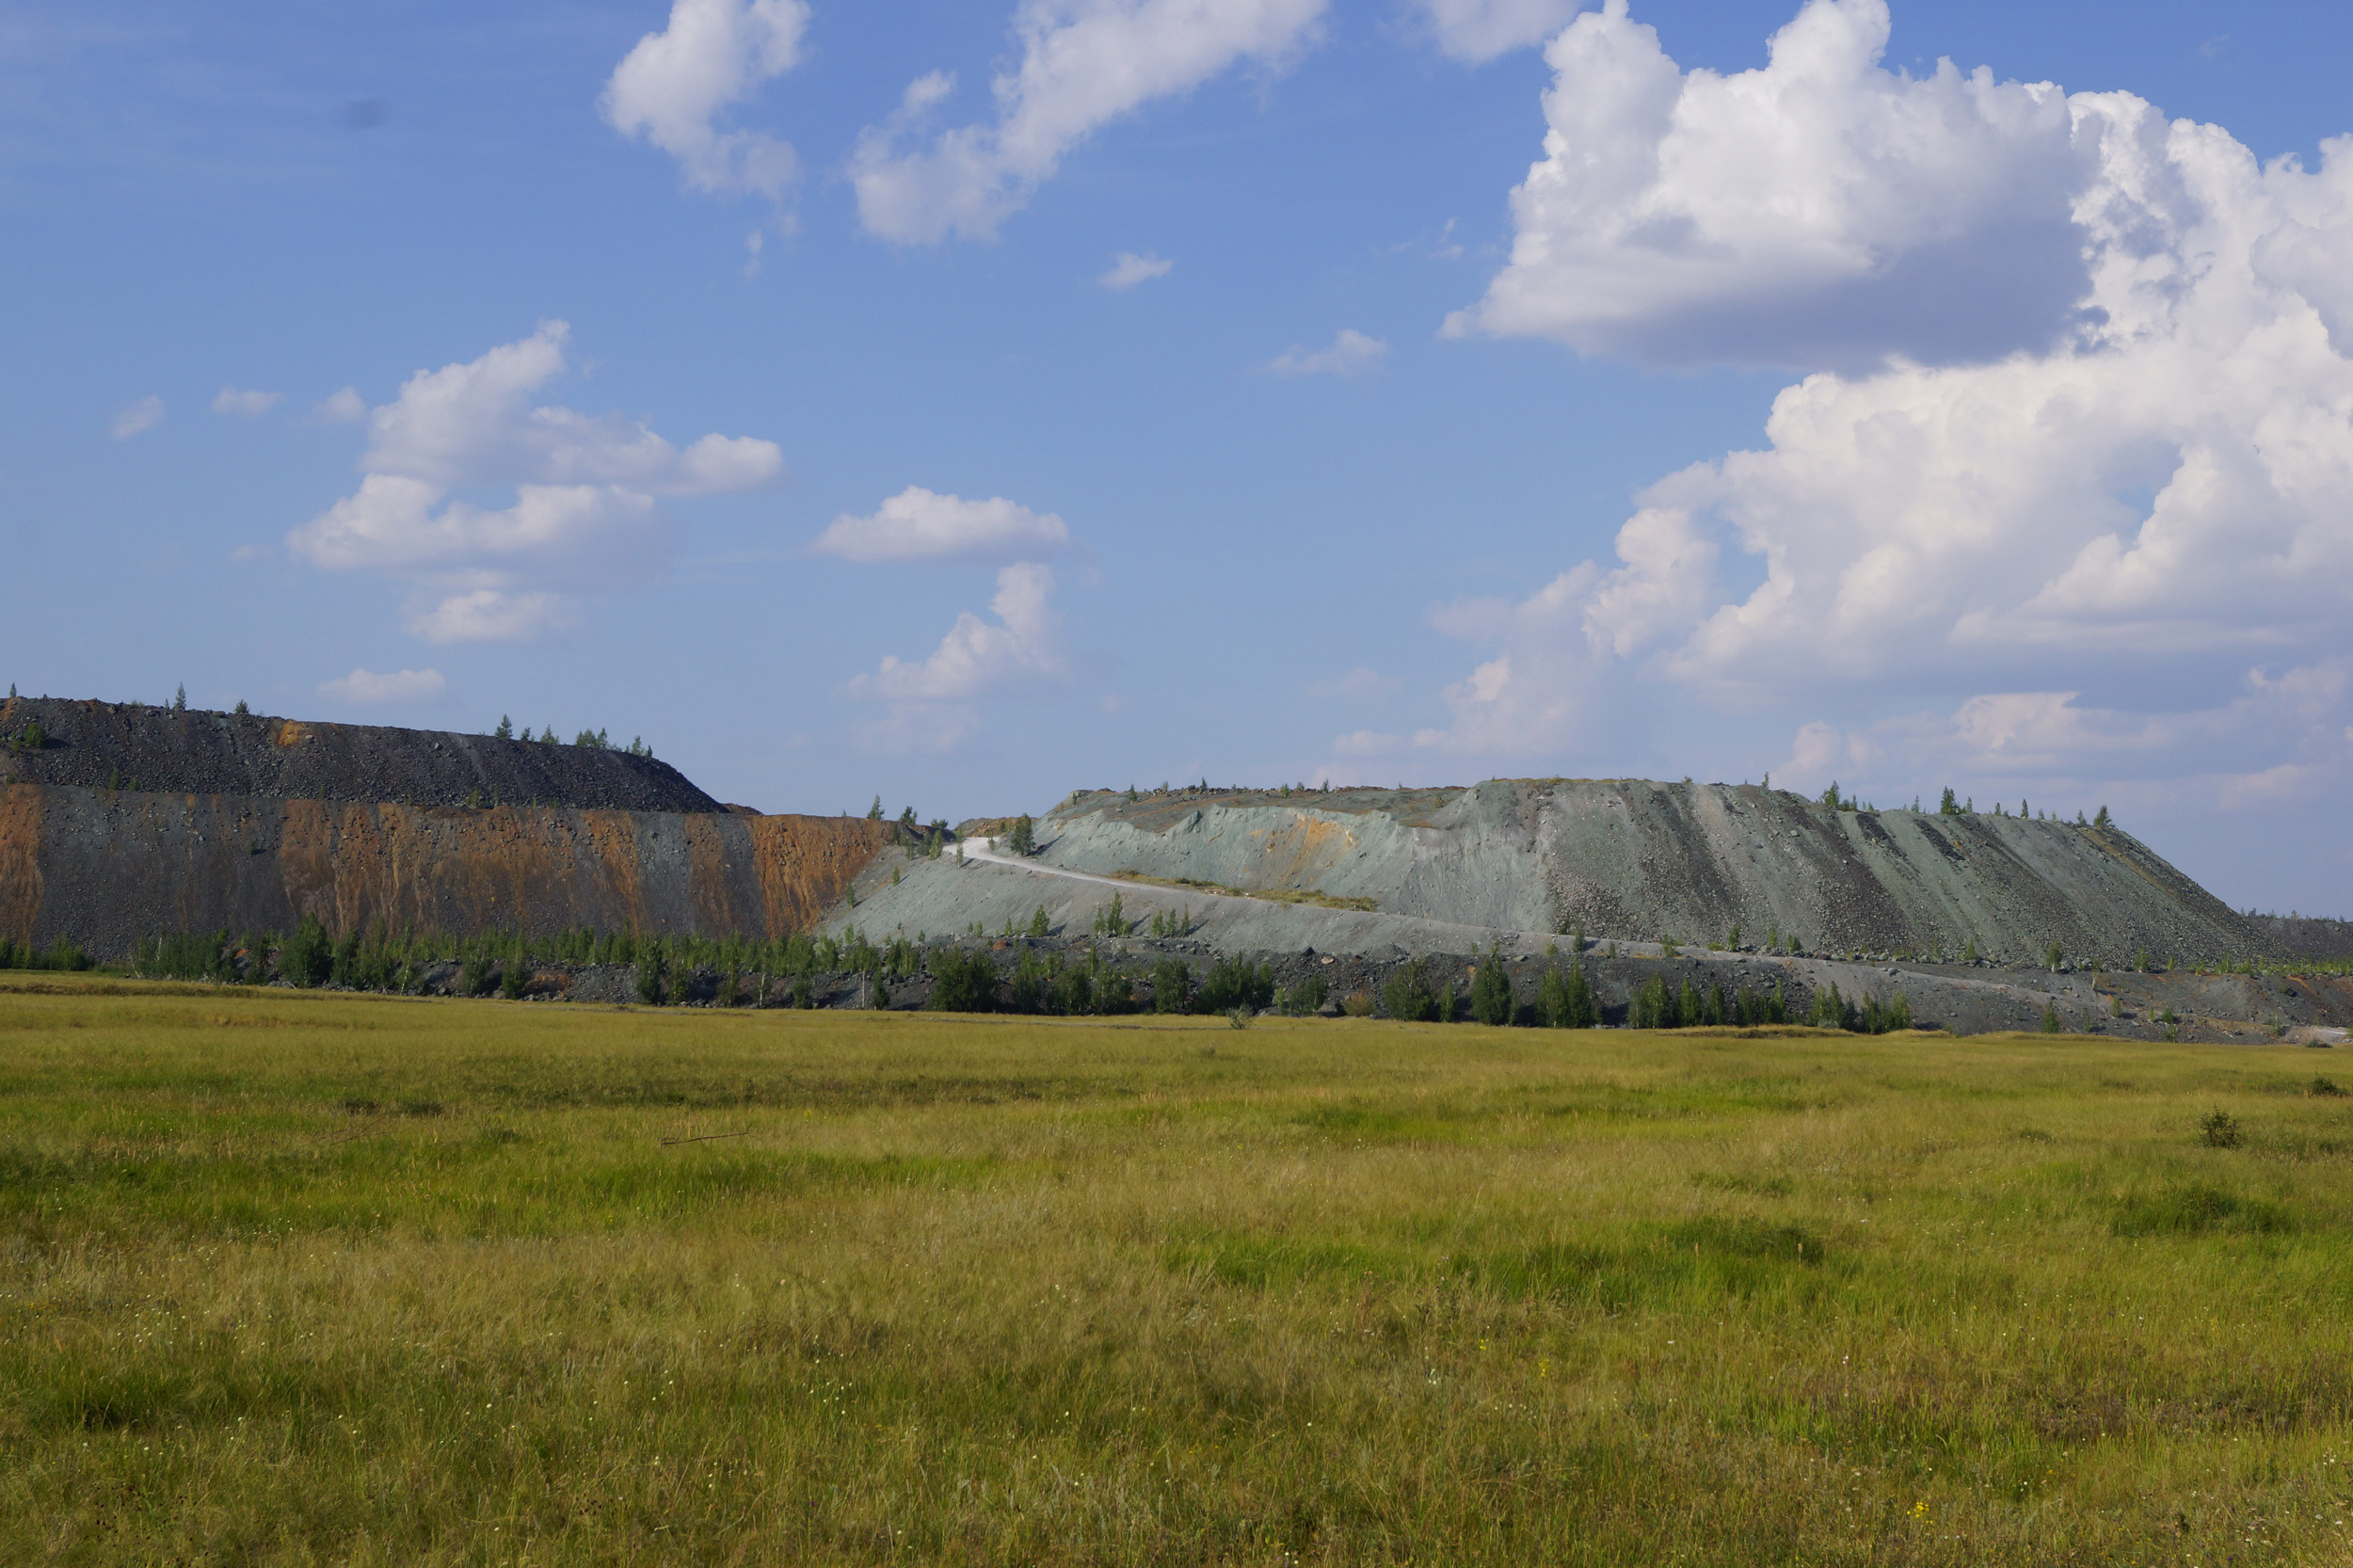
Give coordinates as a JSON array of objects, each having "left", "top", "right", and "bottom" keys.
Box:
[
  {"left": 122, "top": 921, "right": 924, "bottom": 994},
  {"left": 1373, "top": 946, "right": 1913, "bottom": 1033},
  {"left": 921, "top": 947, "right": 1324, "bottom": 1017},
  {"left": 491, "top": 716, "right": 652, "bottom": 757},
  {"left": 0, "top": 935, "right": 92, "bottom": 971},
  {"left": 1932, "top": 786, "right": 2114, "bottom": 828},
  {"left": 1381, "top": 949, "right": 1604, "bottom": 1027}
]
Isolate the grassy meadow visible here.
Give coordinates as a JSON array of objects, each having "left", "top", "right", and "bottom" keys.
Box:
[{"left": 3, "top": 976, "right": 2352, "bottom": 1564}]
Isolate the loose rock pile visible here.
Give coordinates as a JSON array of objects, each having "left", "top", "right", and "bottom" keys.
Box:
[{"left": 0, "top": 697, "right": 718, "bottom": 813}]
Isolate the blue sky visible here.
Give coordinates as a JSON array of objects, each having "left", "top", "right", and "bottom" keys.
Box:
[{"left": 5, "top": 0, "right": 2350, "bottom": 914}]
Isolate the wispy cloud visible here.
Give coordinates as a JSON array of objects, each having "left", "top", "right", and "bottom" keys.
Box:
[
  {"left": 1098, "top": 250, "right": 1173, "bottom": 291},
  {"left": 1262, "top": 328, "right": 1387, "bottom": 378},
  {"left": 211, "top": 386, "right": 280, "bottom": 419},
  {"left": 317, "top": 666, "right": 449, "bottom": 705},
  {"left": 110, "top": 395, "right": 164, "bottom": 440},
  {"left": 852, "top": 0, "right": 1326, "bottom": 244},
  {"left": 814, "top": 486, "right": 1070, "bottom": 565}
]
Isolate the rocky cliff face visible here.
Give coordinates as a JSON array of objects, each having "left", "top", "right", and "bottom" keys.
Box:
[
  {"left": 1020, "top": 780, "right": 2268, "bottom": 965},
  {"left": 0, "top": 784, "right": 889, "bottom": 958},
  {"left": 0, "top": 697, "right": 719, "bottom": 813}
]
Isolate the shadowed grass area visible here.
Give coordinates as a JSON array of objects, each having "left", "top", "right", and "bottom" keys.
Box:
[{"left": 4, "top": 974, "right": 2353, "bottom": 1563}]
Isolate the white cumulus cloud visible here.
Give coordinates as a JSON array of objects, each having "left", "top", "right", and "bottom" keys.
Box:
[
  {"left": 602, "top": 0, "right": 810, "bottom": 200},
  {"left": 848, "top": 562, "right": 1066, "bottom": 702},
  {"left": 852, "top": 0, "right": 1326, "bottom": 244},
  {"left": 1766, "top": 662, "right": 2353, "bottom": 819},
  {"left": 1401, "top": 0, "right": 2353, "bottom": 835},
  {"left": 357, "top": 322, "right": 778, "bottom": 494},
  {"left": 212, "top": 386, "right": 280, "bottom": 419},
  {"left": 1263, "top": 328, "right": 1388, "bottom": 377},
  {"left": 1099, "top": 250, "right": 1174, "bottom": 290},
  {"left": 317, "top": 667, "right": 449, "bottom": 705},
  {"left": 813, "top": 486, "right": 1070, "bottom": 564},
  {"left": 1416, "top": 0, "right": 1580, "bottom": 63},
  {"left": 288, "top": 323, "right": 780, "bottom": 643},
  {"left": 1449, "top": 0, "right": 2093, "bottom": 370},
  {"left": 110, "top": 395, "right": 164, "bottom": 440},
  {"left": 1407, "top": 564, "right": 1608, "bottom": 755}
]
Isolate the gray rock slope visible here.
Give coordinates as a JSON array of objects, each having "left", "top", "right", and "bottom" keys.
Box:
[
  {"left": 0, "top": 696, "right": 718, "bottom": 813},
  {"left": 844, "top": 781, "right": 2266, "bottom": 967}
]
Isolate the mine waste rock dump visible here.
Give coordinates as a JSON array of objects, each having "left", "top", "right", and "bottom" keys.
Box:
[
  {"left": 0, "top": 696, "right": 889, "bottom": 962},
  {"left": 824, "top": 779, "right": 2353, "bottom": 1041},
  {"left": 3, "top": 696, "right": 2344, "bottom": 1040},
  {"left": 849, "top": 779, "right": 2262, "bottom": 966}
]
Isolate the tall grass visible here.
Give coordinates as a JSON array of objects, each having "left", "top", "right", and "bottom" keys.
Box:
[{"left": 3, "top": 975, "right": 2351, "bottom": 1563}]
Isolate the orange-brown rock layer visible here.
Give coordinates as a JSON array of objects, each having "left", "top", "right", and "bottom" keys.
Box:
[{"left": 0, "top": 783, "right": 890, "bottom": 956}]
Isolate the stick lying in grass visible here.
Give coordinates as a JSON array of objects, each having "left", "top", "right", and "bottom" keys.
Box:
[{"left": 658, "top": 1130, "right": 751, "bottom": 1146}]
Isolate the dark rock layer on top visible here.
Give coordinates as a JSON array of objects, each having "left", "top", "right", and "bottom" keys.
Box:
[{"left": 0, "top": 697, "right": 723, "bottom": 814}]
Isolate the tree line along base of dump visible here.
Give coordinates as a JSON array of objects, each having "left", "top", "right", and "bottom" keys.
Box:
[{"left": 103, "top": 922, "right": 1943, "bottom": 1033}]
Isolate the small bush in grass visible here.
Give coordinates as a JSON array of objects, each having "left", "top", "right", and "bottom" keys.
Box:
[
  {"left": 929, "top": 949, "right": 1000, "bottom": 1013},
  {"left": 134, "top": 931, "right": 235, "bottom": 983},
  {"left": 1196, "top": 956, "right": 1273, "bottom": 1015},
  {"left": 1151, "top": 956, "right": 1192, "bottom": 1015},
  {"left": 1537, "top": 957, "right": 1598, "bottom": 1028},
  {"left": 1007, "top": 951, "right": 1050, "bottom": 1013},
  {"left": 281, "top": 915, "right": 333, "bottom": 988},
  {"left": 2200, "top": 1109, "right": 2242, "bottom": 1148},
  {"left": 1340, "top": 986, "right": 1375, "bottom": 1017},
  {"left": 1630, "top": 975, "right": 1675, "bottom": 1029},
  {"left": 1383, "top": 961, "right": 1440, "bottom": 1023},
  {"left": 1469, "top": 944, "right": 1513, "bottom": 1026},
  {"left": 1278, "top": 973, "right": 1328, "bottom": 1016}
]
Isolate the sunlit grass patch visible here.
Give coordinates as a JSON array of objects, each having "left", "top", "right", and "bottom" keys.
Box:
[{"left": 6, "top": 980, "right": 2353, "bottom": 1563}]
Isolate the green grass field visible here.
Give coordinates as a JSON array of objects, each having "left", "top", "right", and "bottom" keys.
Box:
[{"left": 4, "top": 975, "right": 2351, "bottom": 1564}]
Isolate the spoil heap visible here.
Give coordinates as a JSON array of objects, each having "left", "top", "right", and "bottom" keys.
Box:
[
  {"left": 913, "top": 779, "right": 2267, "bottom": 968},
  {"left": 0, "top": 696, "right": 717, "bottom": 813},
  {"left": 0, "top": 697, "right": 887, "bottom": 959}
]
